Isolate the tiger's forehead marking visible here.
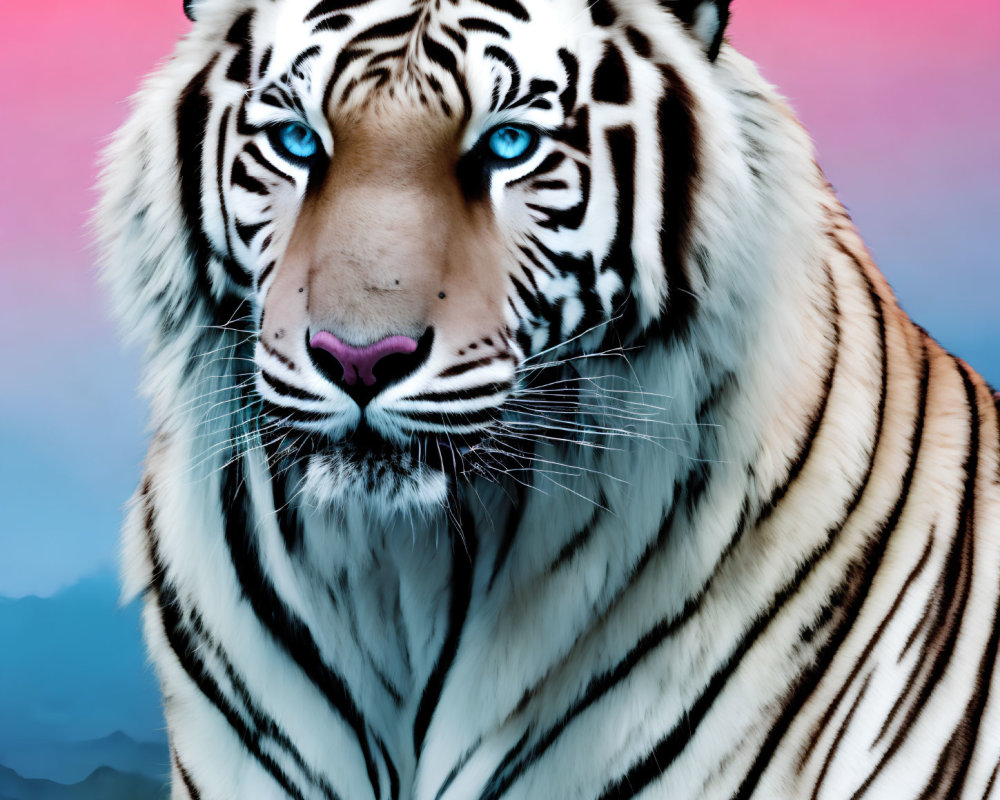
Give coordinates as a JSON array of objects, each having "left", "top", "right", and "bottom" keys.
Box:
[{"left": 253, "top": 0, "right": 580, "bottom": 127}]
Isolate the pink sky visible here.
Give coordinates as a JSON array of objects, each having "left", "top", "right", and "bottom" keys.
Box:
[{"left": 0, "top": 3, "right": 186, "bottom": 311}]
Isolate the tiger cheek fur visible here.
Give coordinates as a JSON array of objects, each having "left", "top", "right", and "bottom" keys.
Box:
[{"left": 98, "top": 0, "right": 1000, "bottom": 798}]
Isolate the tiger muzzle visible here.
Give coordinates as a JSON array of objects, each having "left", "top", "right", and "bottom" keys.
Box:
[{"left": 259, "top": 109, "right": 508, "bottom": 405}]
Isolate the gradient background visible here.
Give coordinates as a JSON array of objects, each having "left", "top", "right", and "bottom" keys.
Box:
[{"left": 0, "top": 0, "right": 998, "bottom": 765}]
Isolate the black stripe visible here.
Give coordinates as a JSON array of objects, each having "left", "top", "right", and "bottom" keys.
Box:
[
  {"left": 261, "top": 340, "right": 297, "bottom": 371},
  {"left": 734, "top": 260, "right": 890, "bottom": 796},
  {"left": 413, "top": 501, "right": 478, "bottom": 754},
  {"left": 441, "top": 25, "right": 468, "bottom": 51},
  {"left": 483, "top": 46, "right": 520, "bottom": 110},
  {"left": 983, "top": 760, "right": 1000, "bottom": 799},
  {"left": 440, "top": 355, "right": 506, "bottom": 378},
  {"left": 421, "top": 33, "right": 472, "bottom": 120},
  {"left": 209, "top": 614, "right": 340, "bottom": 800},
  {"left": 625, "top": 27, "right": 651, "bottom": 58},
  {"left": 306, "top": 0, "right": 369, "bottom": 21},
  {"left": 264, "top": 437, "right": 305, "bottom": 554},
  {"left": 220, "top": 458, "right": 381, "bottom": 798},
  {"left": 517, "top": 244, "right": 555, "bottom": 278},
  {"left": 290, "top": 46, "right": 323, "bottom": 76},
  {"left": 261, "top": 399, "right": 332, "bottom": 424},
  {"left": 260, "top": 370, "right": 325, "bottom": 402},
  {"left": 525, "top": 162, "right": 589, "bottom": 231},
  {"left": 749, "top": 259, "right": 842, "bottom": 532},
  {"left": 602, "top": 339, "right": 901, "bottom": 800},
  {"left": 557, "top": 49, "right": 578, "bottom": 116},
  {"left": 231, "top": 157, "right": 268, "bottom": 194},
  {"left": 799, "top": 529, "right": 933, "bottom": 770},
  {"left": 736, "top": 335, "right": 929, "bottom": 800},
  {"left": 600, "top": 126, "right": 636, "bottom": 290},
  {"left": 656, "top": 64, "right": 698, "bottom": 338},
  {"left": 368, "top": 46, "right": 407, "bottom": 65},
  {"left": 598, "top": 308, "right": 846, "bottom": 800},
  {"left": 592, "top": 44, "right": 630, "bottom": 104},
  {"left": 395, "top": 407, "right": 500, "bottom": 427},
  {"left": 810, "top": 671, "right": 873, "bottom": 800},
  {"left": 552, "top": 105, "right": 590, "bottom": 157},
  {"left": 479, "top": 512, "right": 692, "bottom": 800},
  {"left": 588, "top": 0, "right": 616, "bottom": 26},
  {"left": 257, "top": 260, "right": 277, "bottom": 288},
  {"left": 313, "top": 15, "right": 351, "bottom": 34},
  {"left": 226, "top": 11, "right": 254, "bottom": 44},
  {"left": 225, "top": 13, "right": 255, "bottom": 84},
  {"left": 917, "top": 361, "right": 990, "bottom": 799},
  {"left": 173, "top": 750, "right": 202, "bottom": 800},
  {"left": 854, "top": 356, "right": 978, "bottom": 796},
  {"left": 509, "top": 150, "right": 565, "bottom": 186},
  {"left": 215, "top": 107, "right": 238, "bottom": 261},
  {"left": 354, "top": 12, "right": 420, "bottom": 42},
  {"left": 506, "top": 78, "right": 558, "bottom": 111},
  {"left": 378, "top": 737, "right": 401, "bottom": 800},
  {"left": 546, "top": 501, "right": 603, "bottom": 572},
  {"left": 236, "top": 219, "right": 267, "bottom": 247},
  {"left": 141, "top": 481, "right": 317, "bottom": 800},
  {"left": 323, "top": 48, "right": 370, "bottom": 111},
  {"left": 408, "top": 382, "right": 511, "bottom": 404},
  {"left": 482, "top": 268, "right": 840, "bottom": 800},
  {"left": 177, "top": 58, "right": 223, "bottom": 306},
  {"left": 434, "top": 737, "right": 484, "bottom": 800},
  {"left": 474, "top": 0, "right": 529, "bottom": 21},
  {"left": 486, "top": 480, "right": 527, "bottom": 592},
  {"left": 874, "top": 489, "right": 973, "bottom": 747},
  {"left": 509, "top": 274, "right": 541, "bottom": 317},
  {"left": 244, "top": 142, "right": 296, "bottom": 184},
  {"left": 459, "top": 17, "right": 510, "bottom": 37},
  {"left": 598, "top": 543, "right": 848, "bottom": 799}
]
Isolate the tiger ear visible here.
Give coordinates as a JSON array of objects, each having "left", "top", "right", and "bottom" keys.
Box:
[
  {"left": 661, "top": 0, "right": 731, "bottom": 61},
  {"left": 183, "top": 0, "right": 198, "bottom": 21}
]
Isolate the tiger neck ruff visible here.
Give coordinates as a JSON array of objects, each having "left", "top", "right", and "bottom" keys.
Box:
[{"left": 98, "top": 0, "right": 1000, "bottom": 797}]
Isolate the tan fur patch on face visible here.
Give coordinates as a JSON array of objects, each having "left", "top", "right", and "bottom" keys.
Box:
[{"left": 261, "top": 101, "right": 510, "bottom": 358}]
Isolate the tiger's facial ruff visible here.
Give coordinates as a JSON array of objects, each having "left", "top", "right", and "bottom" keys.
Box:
[{"left": 188, "top": 0, "right": 714, "bottom": 510}]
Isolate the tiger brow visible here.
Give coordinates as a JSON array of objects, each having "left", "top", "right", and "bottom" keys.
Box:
[
  {"left": 502, "top": 78, "right": 560, "bottom": 112},
  {"left": 259, "top": 81, "right": 304, "bottom": 114}
]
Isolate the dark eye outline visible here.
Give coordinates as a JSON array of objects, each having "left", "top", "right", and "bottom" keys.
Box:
[
  {"left": 482, "top": 124, "right": 540, "bottom": 167},
  {"left": 266, "top": 121, "right": 322, "bottom": 167}
]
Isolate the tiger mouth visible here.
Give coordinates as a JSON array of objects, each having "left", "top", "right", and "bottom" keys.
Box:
[
  {"left": 336, "top": 424, "right": 480, "bottom": 475},
  {"left": 270, "top": 421, "right": 484, "bottom": 478}
]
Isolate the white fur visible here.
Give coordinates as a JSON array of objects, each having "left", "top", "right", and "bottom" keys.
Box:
[{"left": 98, "top": 0, "right": 1000, "bottom": 797}]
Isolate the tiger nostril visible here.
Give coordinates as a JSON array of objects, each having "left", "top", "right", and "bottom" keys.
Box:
[
  {"left": 308, "top": 328, "right": 434, "bottom": 407},
  {"left": 311, "top": 331, "right": 418, "bottom": 386}
]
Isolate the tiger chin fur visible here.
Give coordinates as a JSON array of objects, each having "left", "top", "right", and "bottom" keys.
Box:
[{"left": 97, "top": 0, "right": 1000, "bottom": 797}]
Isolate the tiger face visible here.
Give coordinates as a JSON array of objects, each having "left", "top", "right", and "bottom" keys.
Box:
[{"left": 176, "top": 0, "right": 728, "bottom": 510}]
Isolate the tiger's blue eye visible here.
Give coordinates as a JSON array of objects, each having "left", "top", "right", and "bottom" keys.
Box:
[
  {"left": 275, "top": 122, "right": 319, "bottom": 162},
  {"left": 488, "top": 126, "right": 535, "bottom": 161}
]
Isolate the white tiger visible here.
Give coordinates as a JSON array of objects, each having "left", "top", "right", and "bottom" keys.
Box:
[{"left": 97, "top": 0, "right": 1000, "bottom": 797}]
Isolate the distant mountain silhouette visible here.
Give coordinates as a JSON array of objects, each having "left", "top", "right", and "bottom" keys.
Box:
[
  {"left": 0, "top": 764, "right": 167, "bottom": 800},
  {"left": 0, "top": 571, "right": 164, "bottom": 748},
  {"left": 0, "top": 731, "right": 168, "bottom": 785}
]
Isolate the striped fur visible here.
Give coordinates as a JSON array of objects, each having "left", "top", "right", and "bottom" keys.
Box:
[{"left": 97, "top": 0, "right": 1000, "bottom": 797}]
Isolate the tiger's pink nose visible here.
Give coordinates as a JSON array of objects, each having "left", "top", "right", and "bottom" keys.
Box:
[{"left": 309, "top": 331, "right": 419, "bottom": 387}]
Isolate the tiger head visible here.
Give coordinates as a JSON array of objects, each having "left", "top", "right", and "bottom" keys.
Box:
[{"left": 101, "top": 0, "right": 796, "bottom": 513}]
